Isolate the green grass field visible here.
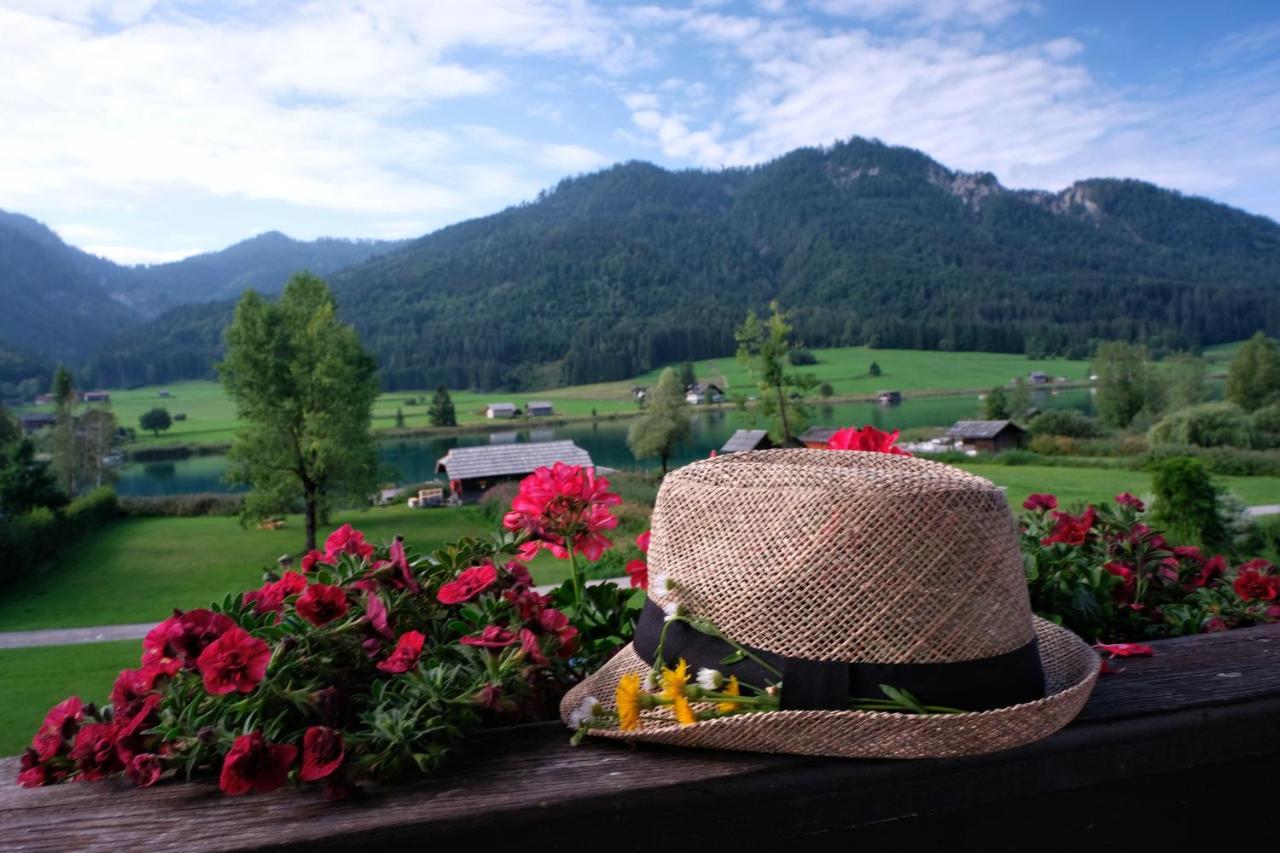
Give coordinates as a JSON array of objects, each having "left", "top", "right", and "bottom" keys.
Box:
[
  {"left": 0, "top": 640, "right": 140, "bottom": 756},
  {"left": 21, "top": 345, "right": 1096, "bottom": 448},
  {"left": 959, "top": 463, "right": 1280, "bottom": 509},
  {"left": 0, "top": 504, "right": 583, "bottom": 633}
]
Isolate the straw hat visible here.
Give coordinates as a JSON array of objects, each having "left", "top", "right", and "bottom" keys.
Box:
[{"left": 561, "top": 448, "right": 1099, "bottom": 758}]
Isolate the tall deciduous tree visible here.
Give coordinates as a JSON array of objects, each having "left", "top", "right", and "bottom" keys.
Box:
[
  {"left": 219, "top": 273, "right": 379, "bottom": 551},
  {"left": 50, "top": 365, "right": 76, "bottom": 494},
  {"left": 428, "top": 386, "right": 457, "bottom": 427},
  {"left": 1093, "top": 341, "right": 1160, "bottom": 428},
  {"left": 1225, "top": 332, "right": 1280, "bottom": 413},
  {"left": 1164, "top": 354, "right": 1209, "bottom": 411},
  {"left": 626, "top": 367, "right": 691, "bottom": 475},
  {"left": 140, "top": 407, "right": 172, "bottom": 437},
  {"left": 983, "top": 386, "right": 1011, "bottom": 420},
  {"left": 735, "top": 303, "right": 818, "bottom": 445}
]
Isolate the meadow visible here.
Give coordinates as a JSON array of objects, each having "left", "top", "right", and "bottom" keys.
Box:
[{"left": 24, "top": 345, "right": 1098, "bottom": 448}]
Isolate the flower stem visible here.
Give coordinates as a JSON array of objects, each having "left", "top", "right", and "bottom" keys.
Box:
[{"left": 566, "top": 545, "right": 585, "bottom": 615}]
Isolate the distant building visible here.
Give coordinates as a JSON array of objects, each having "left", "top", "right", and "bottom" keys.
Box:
[
  {"left": 34, "top": 394, "right": 54, "bottom": 405},
  {"left": 18, "top": 413, "right": 56, "bottom": 433},
  {"left": 631, "top": 386, "right": 647, "bottom": 401},
  {"left": 1028, "top": 371, "right": 1050, "bottom": 385},
  {"left": 526, "top": 401, "right": 554, "bottom": 417},
  {"left": 798, "top": 426, "right": 838, "bottom": 449},
  {"left": 82, "top": 391, "right": 111, "bottom": 403},
  {"left": 485, "top": 402, "right": 517, "bottom": 419},
  {"left": 946, "top": 420, "right": 1026, "bottom": 454},
  {"left": 158, "top": 390, "right": 171, "bottom": 398},
  {"left": 686, "top": 382, "right": 725, "bottom": 405},
  {"left": 173, "top": 413, "right": 187, "bottom": 421},
  {"left": 720, "top": 429, "right": 773, "bottom": 454},
  {"left": 436, "top": 440, "right": 594, "bottom": 501},
  {"left": 877, "top": 390, "right": 901, "bottom": 405}
]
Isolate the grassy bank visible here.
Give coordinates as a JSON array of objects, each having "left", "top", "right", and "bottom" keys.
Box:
[
  {"left": 958, "top": 463, "right": 1280, "bottom": 509},
  {"left": 0, "top": 505, "right": 577, "bottom": 632}
]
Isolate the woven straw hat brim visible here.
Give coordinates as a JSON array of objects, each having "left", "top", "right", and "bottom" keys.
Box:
[{"left": 560, "top": 616, "right": 1099, "bottom": 759}]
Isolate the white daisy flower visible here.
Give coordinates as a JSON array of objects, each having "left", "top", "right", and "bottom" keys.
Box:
[
  {"left": 643, "top": 670, "right": 661, "bottom": 692},
  {"left": 696, "top": 668, "right": 724, "bottom": 690},
  {"left": 568, "top": 695, "right": 604, "bottom": 729},
  {"left": 663, "top": 600, "right": 685, "bottom": 622},
  {"left": 651, "top": 573, "right": 676, "bottom": 596}
]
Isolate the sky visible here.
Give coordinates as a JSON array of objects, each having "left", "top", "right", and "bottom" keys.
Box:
[{"left": 1, "top": 0, "right": 1278, "bottom": 264}]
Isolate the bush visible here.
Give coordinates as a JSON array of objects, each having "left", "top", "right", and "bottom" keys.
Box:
[
  {"left": 119, "top": 493, "right": 246, "bottom": 517},
  {"left": 0, "top": 487, "right": 119, "bottom": 586},
  {"left": 1027, "top": 435, "right": 1077, "bottom": 456},
  {"left": 788, "top": 349, "right": 817, "bottom": 366},
  {"left": 1137, "top": 445, "right": 1280, "bottom": 477},
  {"left": 1148, "top": 402, "right": 1258, "bottom": 449},
  {"left": 1253, "top": 404, "right": 1280, "bottom": 447},
  {"left": 1150, "top": 457, "right": 1230, "bottom": 550},
  {"left": 1027, "top": 410, "right": 1104, "bottom": 439}
]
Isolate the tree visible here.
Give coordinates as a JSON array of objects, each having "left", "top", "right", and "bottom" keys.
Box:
[
  {"left": 869, "top": 362, "right": 882, "bottom": 377},
  {"left": 0, "top": 439, "right": 66, "bottom": 514},
  {"left": 395, "top": 408, "right": 405, "bottom": 429},
  {"left": 626, "top": 367, "right": 691, "bottom": 475},
  {"left": 983, "top": 386, "right": 1011, "bottom": 420},
  {"left": 1093, "top": 341, "right": 1159, "bottom": 428},
  {"left": 1009, "top": 377, "right": 1031, "bottom": 422},
  {"left": 1164, "top": 355, "right": 1208, "bottom": 411},
  {"left": 0, "top": 405, "right": 18, "bottom": 450},
  {"left": 218, "top": 274, "right": 380, "bottom": 552},
  {"left": 678, "top": 362, "right": 697, "bottom": 391},
  {"left": 139, "top": 407, "right": 172, "bottom": 437},
  {"left": 1225, "top": 332, "right": 1280, "bottom": 412},
  {"left": 1148, "top": 403, "right": 1257, "bottom": 449},
  {"left": 819, "top": 382, "right": 834, "bottom": 398},
  {"left": 75, "top": 409, "right": 120, "bottom": 491},
  {"left": 1150, "top": 457, "right": 1229, "bottom": 550},
  {"left": 735, "top": 304, "right": 818, "bottom": 445},
  {"left": 50, "top": 365, "right": 76, "bottom": 494},
  {"left": 428, "top": 386, "right": 457, "bottom": 427}
]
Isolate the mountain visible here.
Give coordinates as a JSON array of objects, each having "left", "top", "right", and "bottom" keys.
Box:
[
  {"left": 73, "top": 137, "right": 1280, "bottom": 390},
  {"left": 0, "top": 211, "right": 406, "bottom": 387}
]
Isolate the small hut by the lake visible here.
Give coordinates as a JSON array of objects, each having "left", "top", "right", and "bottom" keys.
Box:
[
  {"left": 436, "top": 440, "right": 594, "bottom": 502},
  {"left": 720, "top": 429, "right": 773, "bottom": 454},
  {"left": 946, "top": 420, "right": 1026, "bottom": 454}
]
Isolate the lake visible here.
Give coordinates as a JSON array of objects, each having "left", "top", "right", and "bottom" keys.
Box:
[{"left": 114, "top": 388, "right": 1094, "bottom": 496}]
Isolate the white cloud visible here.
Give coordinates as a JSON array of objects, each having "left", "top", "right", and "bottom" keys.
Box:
[
  {"left": 812, "top": 0, "right": 1035, "bottom": 27},
  {"left": 86, "top": 243, "right": 206, "bottom": 265},
  {"left": 538, "top": 143, "right": 610, "bottom": 172}
]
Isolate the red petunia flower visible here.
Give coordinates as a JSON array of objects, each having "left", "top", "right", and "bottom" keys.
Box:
[
  {"left": 503, "top": 587, "right": 548, "bottom": 621},
  {"left": 125, "top": 753, "right": 165, "bottom": 788},
  {"left": 295, "top": 583, "right": 349, "bottom": 627},
  {"left": 537, "top": 607, "right": 578, "bottom": 658},
  {"left": 30, "top": 696, "right": 84, "bottom": 762},
  {"left": 1114, "top": 492, "right": 1145, "bottom": 512},
  {"left": 300, "top": 549, "right": 326, "bottom": 573},
  {"left": 299, "top": 726, "right": 344, "bottom": 783},
  {"left": 69, "top": 723, "right": 124, "bottom": 781},
  {"left": 501, "top": 462, "right": 621, "bottom": 561},
  {"left": 113, "top": 693, "right": 163, "bottom": 764},
  {"left": 1234, "top": 563, "right": 1279, "bottom": 602},
  {"left": 1094, "top": 642, "right": 1155, "bottom": 658},
  {"left": 519, "top": 628, "right": 548, "bottom": 665},
  {"left": 243, "top": 571, "right": 307, "bottom": 615},
  {"left": 196, "top": 626, "right": 271, "bottom": 695},
  {"left": 459, "top": 625, "right": 518, "bottom": 649},
  {"left": 436, "top": 563, "right": 498, "bottom": 605},
  {"left": 1040, "top": 506, "right": 1096, "bottom": 546},
  {"left": 218, "top": 732, "right": 297, "bottom": 796},
  {"left": 1022, "top": 493, "right": 1058, "bottom": 512},
  {"left": 362, "top": 590, "right": 394, "bottom": 639},
  {"left": 503, "top": 561, "right": 533, "bottom": 589},
  {"left": 376, "top": 630, "right": 425, "bottom": 674},
  {"left": 1103, "top": 562, "right": 1136, "bottom": 604},
  {"left": 826, "top": 425, "right": 911, "bottom": 455},
  {"left": 324, "top": 524, "right": 375, "bottom": 562},
  {"left": 17, "top": 750, "right": 48, "bottom": 788},
  {"left": 142, "top": 609, "right": 235, "bottom": 671}
]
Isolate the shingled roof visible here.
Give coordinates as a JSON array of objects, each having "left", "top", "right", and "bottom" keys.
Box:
[
  {"left": 720, "top": 429, "right": 770, "bottom": 453},
  {"left": 946, "top": 420, "right": 1025, "bottom": 439},
  {"left": 436, "top": 440, "right": 593, "bottom": 481},
  {"left": 798, "top": 426, "right": 838, "bottom": 445}
]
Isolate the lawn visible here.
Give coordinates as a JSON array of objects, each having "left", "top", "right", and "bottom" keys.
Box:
[
  {"left": 18, "top": 344, "right": 1102, "bottom": 448},
  {"left": 0, "top": 504, "right": 576, "bottom": 633},
  {"left": 959, "top": 463, "right": 1280, "bottom": 509},
  {"left": 0, "top": 640, "right": 140, "bottom": 756}
]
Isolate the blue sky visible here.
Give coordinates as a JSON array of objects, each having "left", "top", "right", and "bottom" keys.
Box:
[{"left": 1, "top": 0, "right": 1277, "bottom": 263}]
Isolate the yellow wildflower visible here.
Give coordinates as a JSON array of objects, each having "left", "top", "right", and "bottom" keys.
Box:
[
  {"left": 660, "top": 658, "right": 690, "bottom": 701},
  {"left": 717, "top": 675, "right": 741, "bottom": 713},
  {"left": 615, "top": 673, "right": 644, "bottom": 731},
  {"left": 673, "top": 694, "right": 698, "bottom": 725}
]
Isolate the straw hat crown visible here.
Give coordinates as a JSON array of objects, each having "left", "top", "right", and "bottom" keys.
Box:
[{"left": 648, "top": 449, "right": 1033, "bottom": 664}]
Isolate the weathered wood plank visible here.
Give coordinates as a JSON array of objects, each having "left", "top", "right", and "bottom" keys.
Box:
[{"left": 1, "top": 623, "right": 1277, "bottom": 852}]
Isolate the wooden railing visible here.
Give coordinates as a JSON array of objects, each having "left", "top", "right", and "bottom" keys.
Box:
[{"left": 2, "top": 623, "right": 1278, "bottom": 851}]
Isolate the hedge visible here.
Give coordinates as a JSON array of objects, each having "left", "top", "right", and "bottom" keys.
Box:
[{"left": 0, "top": 486, "right": 118, "bottom": 587}]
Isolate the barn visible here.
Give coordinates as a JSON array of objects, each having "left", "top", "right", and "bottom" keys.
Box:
[
  {"left": 946, "top": 420, "right": 1026, "bottom": 454},
  {"left": 436, "top": 440, "right": 594, "bottom": 502}
]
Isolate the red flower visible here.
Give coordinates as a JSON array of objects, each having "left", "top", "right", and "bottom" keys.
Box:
[
  {"left": 501, "top": 462, "right": 621, "bottom": 561},
  {"left": 31, "top": 696, "right": 85, "bottom": 762},
  {"left": 324, "top": 524, "right": 375, "bottom": 561},
  {"left": 460, "top": 625, "right": 519, "bottom": 648},
  {"left": 70, "top": 723, "right": 124, "bottom": 781},
  {"left": 300, "top": 549, "right": 326, "bottom": 573},
  {"left": 243, "top": 571, "right": 307, "bottom": 615},
  {"left": 113, "top": 693, "right": 163, "bottom": 764},
  {"left": 218, "top": 732, "right": 297, "bottom": 796},
  {"left": 17, "top": 750, "right": 48, "bottom": 788},
  {"left": 377, "top": 630, "right": 425, "bottom": 674},
  {"left": 504, "top": 587, "right": 549, "bottom": 621},
  {"left": 537, "top": 607, "right": 578, "bottom": 657},
  {"left": 126, "top": 753, "right": 165, "bottom": 788},
  {"left": 1114, "top": 492, "right": 1145, "bottom": 511},
  {"left": 625, "top": 559, "right": 648, "bottom": 589},
  {"left": 299, "top": 726, "right": 344, "bottom": 783},
  {"left": 196, "top": 626, "right": 271, "bottom": 695},
  {"left": 519, "top": 628, "right": 548, "bottom": 665},
  {"left": 1204, "top": 617, "right": 1229, "bottom": 633},
  {"left": 1234, "top": 564, "right": 1278, "bottom": 602},
  {"left": 1104, "top": 562, "right": 1136, "bottom": 604},
  {"left": 437, "top": 563, "right": 498, "bottom": 605},
  {"left": 142, "top": 609, "right": 234, "bottom": 671},
  {"left": 363, "top": 590, "right": 394, "bottom": 639},
  {"left": 1040, "top": 506, "right": 1096, "bottom": 546},
  {"left": 503, "top": 561, "right": 533, "bottom": 589},
  {"left": 1094, "top": 642, "right": 1155, "bottom": 658},
  {"left": 826, "top": 425, "right": 911, "bottom": 455},
  {"left": 636, "top": 530, "right": 651, "bottom": 553},
  {"left": 295, "top": 583, "right": 349, "bottom": 627},
  {"left": 1022, "top": 493, "right": 1058, "bottom": 512}
]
